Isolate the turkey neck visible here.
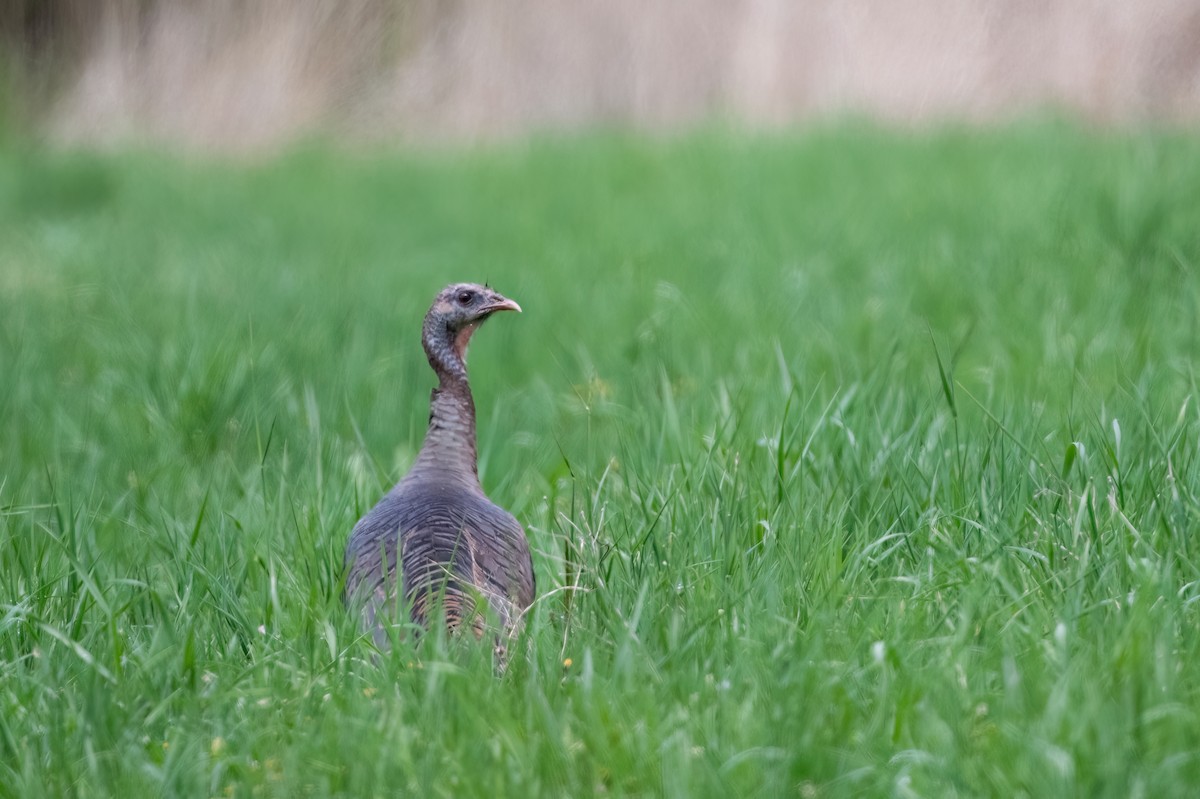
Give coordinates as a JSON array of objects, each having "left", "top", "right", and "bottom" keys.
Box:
[{"left": 413, "top": 317, "right": 482, "bottom": 487}]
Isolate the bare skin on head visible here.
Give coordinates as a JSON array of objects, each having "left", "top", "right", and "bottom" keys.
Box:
[{"left": 343, "top": 283, "right": 534, "bottom": 660}]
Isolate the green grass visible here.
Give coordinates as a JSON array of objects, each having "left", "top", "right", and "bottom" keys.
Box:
[{"left": 2, "top": 123, "right": 1200, "bottom": 797}]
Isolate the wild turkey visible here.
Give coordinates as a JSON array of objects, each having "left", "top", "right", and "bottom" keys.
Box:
[{"left": 343, "top": 283, "right": 535, "bottom": 652}]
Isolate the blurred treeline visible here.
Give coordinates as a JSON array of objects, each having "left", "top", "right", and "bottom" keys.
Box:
[{"left": 2, "top": 0, "right": 1199, "bottom": 150}]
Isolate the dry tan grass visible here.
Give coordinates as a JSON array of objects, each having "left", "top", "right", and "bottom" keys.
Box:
[{"left": 18, "top": 0, "right": 1200, "bottom": 149}]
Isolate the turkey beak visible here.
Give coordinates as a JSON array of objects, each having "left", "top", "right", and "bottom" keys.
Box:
[{"left": 483, "top": 295, "right": 522, "bottom": 314}]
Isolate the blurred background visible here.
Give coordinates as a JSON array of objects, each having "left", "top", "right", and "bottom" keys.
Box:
[{"left": 2, "top": 0, "right": 1199, "bottom": 150}]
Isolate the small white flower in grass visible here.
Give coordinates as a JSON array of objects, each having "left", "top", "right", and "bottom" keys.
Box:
[
  {"left": 872, "top": 640, "right": 886, "bottom": 664},
  {"left": 257, "top": 625, "right": 266, "bottom": 635},
  {"left": 1054, "top": 622, "right": 1067, "bottom": 648},
  {"left": 1044, "top": 743, "right": 1075, "bottom": 779},
  {"left": 1003, "top": 655, "right": 1020, "bottom": 692}
]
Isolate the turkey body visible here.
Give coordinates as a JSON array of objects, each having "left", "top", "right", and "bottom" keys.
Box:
[
  {"left": 345, "top": 473, "right": 535, "bottom": 646},
  {"left": 343, "top": 283, "right": 535, "bottom": 649}
]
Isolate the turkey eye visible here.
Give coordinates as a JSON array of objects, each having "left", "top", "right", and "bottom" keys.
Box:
[{"left": 457, "top": 291, "right": 475, "bottom": 305}]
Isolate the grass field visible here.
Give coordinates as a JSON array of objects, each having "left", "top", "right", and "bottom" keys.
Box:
[{"left": 2, "top": 123, "right": 1200, "bottom": 797}]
